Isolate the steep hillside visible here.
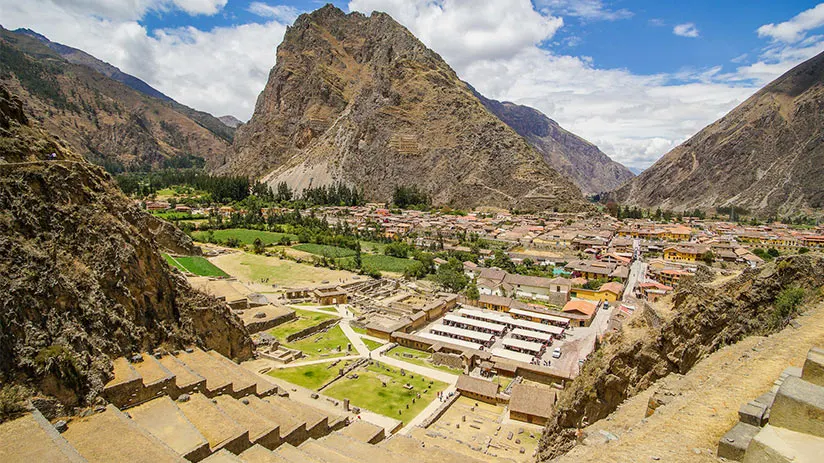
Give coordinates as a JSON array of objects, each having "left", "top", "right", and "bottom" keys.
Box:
[
  {"left": 226, "top": 5, "right": 587, "bottom": 211},
  {"left": 471, "top": 87, "right": 634, "bottom": 195},
  {"left": 0, "top": 27, "right": 232, "bottom": 171},
  {"left": 536, "top": 254, "right": 824, "bottom": 460},
  {"left": 219, "top": 115, "right": 243, "bottom": 128},
  {"left": 611, "top": 51, "right": 824, "bottom": 216},
  {"left": 0, "top": 84, "right": 252, "bottom": 409}
]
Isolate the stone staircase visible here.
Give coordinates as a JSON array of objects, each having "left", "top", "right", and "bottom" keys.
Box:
[
  {"left": 718, "top": 346, "right": 824, "bottom": 462},
  {"left": 0, "top": 346, "right": 510, "bottom": 462}
]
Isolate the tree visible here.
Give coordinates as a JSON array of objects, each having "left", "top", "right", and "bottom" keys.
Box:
[
  {"left": 225, "top": 237, "right": 240, "bottom": 248},
  {"left": 465, "top": 280, "right": 480, "bottom": 301},
  {"left": 799, "top": 247, "right": 810, "bottom": 254},
  {"left": 252, "top": 238, "right": 265, "bottom": 254},
  {"left": 767, "top": 248, "right": 780, "bottom": 258},
  {"left": 354, "top": 242, "right": 362, "bottom": 269},
  {"left": 432, "top": 258, "right": 468, "bottom": 292},
  {"left": 699, "top": 251, "right": 715, "bottom": 265}
]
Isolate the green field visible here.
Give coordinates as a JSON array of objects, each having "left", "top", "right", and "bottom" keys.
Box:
[
  {"left": 350, "top": 326, "right": 367, "bottom": 335},
  {"left": 191, "top": 229, "right": 298, "bottom": 246},
  {"left": 268, "top": 309, "right": 340, "bottom": 341},
  {"left": 324, "top": 362, "right": 447, "bottom": 425},
  {"left": 362, "top": 338, "right": 384, "bottom": 351},
  {"left": 267, "top": 362, "right": 344, "bottom": 390},
  {"left": 210, "top": 253, "right": 355, "bottom": 286},
  {"left": 360, "top": 241, "right": 387, "bottom": 254},
  {"left": 162, "top": 254, "right": 228, "bottom": 277},
  {"left": 386, "top": 346, "right": 462, "bottom": 375},
  {"left": 281, "top": 325, "right": 351, "bottom": 360},
  {"left": 293, "top": 244, "right": 357, "bottom": 258},
  {"left": 338, "top": 254, "right": 416, "bottom": 274}
]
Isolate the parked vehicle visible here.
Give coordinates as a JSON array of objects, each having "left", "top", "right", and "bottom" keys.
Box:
[{"left": 552, "top": 348, "right": 562, "bottom": 359}]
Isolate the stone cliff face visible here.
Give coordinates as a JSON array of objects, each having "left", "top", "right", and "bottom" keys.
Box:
[
  {"left": 0, "top": 27, "right": 232, "bottom": 171},
  {"left": 471, "top": 88, "right": 634, "bottom": 195},
  {"left": 611, "top": 51, "right": 824, "bottom": 216},
  {"left": 0, "top": 85, "right": 252, "bottom": 409},
  {"left": 227, "top": 4, "right": 587, "bottom": 211},
  {"left": 537, "top": 255, "right": 824, "bottom": 460}
]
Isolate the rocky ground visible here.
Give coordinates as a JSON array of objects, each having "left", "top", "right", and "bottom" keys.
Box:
[{"left": 553, "top": 298, "right": 824, "bottom": 462}]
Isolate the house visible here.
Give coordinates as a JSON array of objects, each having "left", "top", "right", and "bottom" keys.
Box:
[
  {"left": 312, "top": 285, "right": 348, "bottom": 305},
  {"left": 508, "top": 383, "right": 557, "bottom": 425},
  {"left": 663, "top": 244, "right": 709, "bottom": 262},
  {"left": 561, "top": 300, "right": 599, "bottom": 327},
  {"left": 456, "top": 375, "right": 499, "bottom": 404},
  {"left": 569, "top": 281, "right": 624, "bottom": 302},
  {"left": 503, "top": 274, "right": 570, "bottom": 306},
  {"left": 639, "top": 281, "right": 673, "bottom": 302}
]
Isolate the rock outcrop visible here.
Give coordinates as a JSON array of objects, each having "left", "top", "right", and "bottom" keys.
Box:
[
  {"left": 471, "top": 87, "right": 634, "bottom": 195},
  {"left": 610, "top": 50, "right": 824, "bottom": 217},
  {"left": 0, "top": 27, "right": 232, "bottom": 171},
  {"left": 226, "top": 4, "right": 587, "bottom": 211},
  {"left": 537, "top": 255, "right": 824, "bottom": 460},
  {"left": 0, "top": 85, "right": 252, "bottom": 409}
]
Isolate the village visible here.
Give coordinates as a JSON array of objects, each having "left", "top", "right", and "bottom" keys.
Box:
[{"left": 152, "top": 201, "right": 824, "bottom": 461}]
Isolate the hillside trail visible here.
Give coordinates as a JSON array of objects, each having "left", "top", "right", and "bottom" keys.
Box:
[{"left": 552, "top": 299, "right": 824, "bottom": 463}]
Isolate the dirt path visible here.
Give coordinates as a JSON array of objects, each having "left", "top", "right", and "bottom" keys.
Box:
[{"left": 552, "top": 300, "right": 824, "bottom": 463}]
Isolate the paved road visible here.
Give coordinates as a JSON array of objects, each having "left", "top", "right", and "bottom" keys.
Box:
[{"left": 623, "top": 258, "right": 648, "bottom": 302}]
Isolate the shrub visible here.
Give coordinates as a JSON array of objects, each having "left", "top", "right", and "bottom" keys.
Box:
[
  {"left": 0, "top": 384, "right": 29, "bottom": 423},
  {"left": 771, "top": 287, "right": 806, "bottom": 328}
]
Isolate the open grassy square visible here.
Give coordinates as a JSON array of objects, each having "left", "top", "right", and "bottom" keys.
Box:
[
  {"left": 281, "top": 324, "right": 352, "bottom": 360},
  {"left": 267, "top": 362, "right": 343, "bottom": 390},
  {"left": 268, "top": 309, "right": 339, "bottom": 340},
  {"left": 209, "top": 252, "right": 356, "bottom": 286},
  {"left": 386, "top": 346, "right": 463, "bottom": 375},
  {"left": 163, "top": 254, "right": 228, "bottom": 277},
  {"left": 323, "top": 362, "right": 448, "bottom": 425}
]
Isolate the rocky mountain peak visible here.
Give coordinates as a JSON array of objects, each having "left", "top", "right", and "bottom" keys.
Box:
[{"left": 226, "top": 5, "right": 587, "bottom": 211}]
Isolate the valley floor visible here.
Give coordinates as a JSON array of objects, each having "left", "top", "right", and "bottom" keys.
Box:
[{"left": 553, "top": 299, "right": 824, "bottom": 462}]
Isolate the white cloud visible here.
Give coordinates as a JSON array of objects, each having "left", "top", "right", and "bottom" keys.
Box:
[
  {"left": 248, "top": 2, "right": 299, "bottom": 22},
  {"left": 348, "top": 0, "right": 563, "bottom": 68},
  {"left": 0, "top": 0, "right": 287, "bottom": 119},
  {"left": 537, "top": 0, "right": 632, "bottom": 21},
  {"left": 758, "top": 3, "right": 824, "bottom": 43},
  {"left": 673, "top": 23, "right": 699, "bottom": 38},
  {"left": 2, "top": 0, "right": 823, "bottom": 171},
  {"left": 54, "top": 0, "right": 227, "bottom": 20}
]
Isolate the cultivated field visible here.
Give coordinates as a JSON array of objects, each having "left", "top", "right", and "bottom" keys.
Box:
[
  {"left": 292, "top": 243, "right": 356, "bottom": 258},
  {"left": 191, "top": 228, "right": 298, "bottom": 245}
]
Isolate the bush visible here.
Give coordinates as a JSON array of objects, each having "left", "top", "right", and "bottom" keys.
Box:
[
  {"left": 771, "top": 287, "right": 806, "bottom": 328},
  {"left": 0, "top": 384, "right": 29, "bottom": 423},
  {"left": 799, "top": 247, "right": 810, "bottom": 254}
]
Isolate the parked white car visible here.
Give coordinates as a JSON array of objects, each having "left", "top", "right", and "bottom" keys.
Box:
[{"left": 552, "top": 348, "right": 562, "bottom": 359}]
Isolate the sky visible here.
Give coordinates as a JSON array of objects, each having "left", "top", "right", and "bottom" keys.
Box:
[{"left": 1, "top": 1, "right": 824, "bottom": 170}]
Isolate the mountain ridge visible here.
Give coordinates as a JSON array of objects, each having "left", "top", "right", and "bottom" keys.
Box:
[
  {"left": 610, "top": 50, "right": 824, "bottom": 216},
  {"left": 469, "top": 85, "right": 634, "bottom": 195},
  {"left": 225, "top": 4, "right": 589, "bottom": 212},
  {"left": 0, "top": 26, "right": 233, "bottom": 171}
]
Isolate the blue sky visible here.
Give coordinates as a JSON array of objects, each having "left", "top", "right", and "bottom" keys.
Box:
[{"left": 2, "top": 0, "right": 824, "bottom": 169}]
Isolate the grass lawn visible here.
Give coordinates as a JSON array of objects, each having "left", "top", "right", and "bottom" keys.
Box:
[
  {"left": 267, "top": 362, "right": 343, "bottom": 390},
  {"left": 191, "top": 229, "right": 298, "bottom": 246},
  {"left": 208, "top": 253, "right": 355, "bottom": 286},
  {"left": 362, "top": 338, "right": 384, "bottom": 351},
  {"left": 163, "top": 254, "right": 228, "bottom": 277},
  {"left": 324, "top": 362, "right": 447, "bottom": 426},
  {"left": 350, "top": 326, "right": 367, "bottom": 335},
  {"left": 268, "top": 309, "right": 340, "bottom": 341},
  {"left": 292, "top": 244, "right": 356, "bottom": 258},
  {"left": 386, "top": 346, "right": 462, "bottom": 375},
  {"left": 163, "top": 253, "right": 186, "bottom": 271},
  {"left": 281, "top": 325, "right": 351, "bottom": 360}
]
